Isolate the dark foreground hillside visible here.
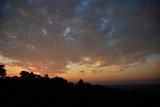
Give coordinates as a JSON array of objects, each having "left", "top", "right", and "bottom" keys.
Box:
[{"left": 0, "top": 76, "right": 159, "bottom": 107}]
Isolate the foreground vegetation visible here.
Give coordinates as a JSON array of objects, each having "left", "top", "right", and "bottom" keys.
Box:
[{"left": 0, "top": 65, "right": 159, "bottom": 107}]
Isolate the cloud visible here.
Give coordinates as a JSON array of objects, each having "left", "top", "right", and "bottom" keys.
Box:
[
  {"left": 90, "top": 70, "right": 101, "bottom": 74},
  {"left": 78, "top": 57, "right": 109, "bottom": 68},
  {"left": 0, "top": 55, "right": 18, "bottom": 65},
  {"left": 0, "top": 0, "right": 160, "bottom": 75},
  {"left": 152, "top": 60, "right": 160, "bottom": 69},
  {"left": 78, "top": 70, "right": 85, "bottom": 74},
  {"left": 78, "top": 70, "right": 101, "bottom": 75},
  {"left": 104, "top": 65, "right": 124, "bottom": 73}
]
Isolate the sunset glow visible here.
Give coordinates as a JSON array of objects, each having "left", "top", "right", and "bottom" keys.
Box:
[{"left": 0, "top": 0, "right": 160, "bottom": 84}]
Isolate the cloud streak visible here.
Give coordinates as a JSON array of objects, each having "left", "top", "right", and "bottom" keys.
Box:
[{"left": 0, "top": 0, "right": 160, "bottom": 76}]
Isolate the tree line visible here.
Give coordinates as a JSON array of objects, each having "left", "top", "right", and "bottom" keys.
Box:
[
  {"left": 0, "top": 64, "right": 87, "bottom": 86},
  {"left": 0, "top": 65, "right": 159, "bottom": 107}
]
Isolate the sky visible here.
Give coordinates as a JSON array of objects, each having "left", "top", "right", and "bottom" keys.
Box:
[{"left": 0, "top": 0, "right": 160, "bottom": 84}]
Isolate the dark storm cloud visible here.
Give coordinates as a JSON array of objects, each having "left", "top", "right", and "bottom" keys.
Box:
[{"left": 0, "top": 0, "right": 160, "bottom": 73}]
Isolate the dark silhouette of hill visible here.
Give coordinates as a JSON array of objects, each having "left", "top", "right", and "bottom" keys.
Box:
[{"left": 0, "top": 65, "right": 159, "bottom": 107}]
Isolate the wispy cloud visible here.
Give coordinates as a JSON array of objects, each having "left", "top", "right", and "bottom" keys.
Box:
[{"left": 0, "top": 0, "right": 159, "bottom": 76}]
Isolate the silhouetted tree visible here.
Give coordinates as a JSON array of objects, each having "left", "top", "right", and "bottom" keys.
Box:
[
  {"left": 0, "top": 68, "right": 159, "bottom": 107},
  {"left": 20, "top": 71, "right": 30, "bottom": 79},
  {"left": 76, "top": 79, "right": 85, "bottom": 86},
  {"left": 20, "top": 71, "right": 42, "bottom": 79},
  {"left": 0, "top": 65, "right": 6, "bottom": 77},
  {"left": 52, "top": 77, "right": 68, "bottom": 86},
  {"left": 35, "top": 74, "right": 41, "bottom": 79},
  {"left": 29, "top": 72, "right": 36, "bottom": 79},
  {"left": 44, "top": 74, "right": 49, "bottom": 79}
]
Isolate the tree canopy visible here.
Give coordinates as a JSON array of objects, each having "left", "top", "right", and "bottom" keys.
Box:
[{"left": 0, "top": 65, "right": 6, "bottom": 77}]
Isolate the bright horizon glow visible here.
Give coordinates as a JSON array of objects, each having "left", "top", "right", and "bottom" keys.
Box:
[
  {"left": 0, "top": 0, "right": 160, "bottom": 84},
  {"left": 1, "top": 54, "right": 160, "bottom": 84}
]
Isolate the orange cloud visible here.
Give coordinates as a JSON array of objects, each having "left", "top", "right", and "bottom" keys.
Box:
[
  {"left": 79, "top": 57, "right": 108, "bottom": 68},
  {"left": 5, "top": 65, "right": 27, "bottom": 76},
  {"left": 152, "top": 60, "right": 160, "bottom": 68}
]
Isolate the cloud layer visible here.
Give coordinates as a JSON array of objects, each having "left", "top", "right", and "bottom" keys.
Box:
[{"left": 0, "top": 0, "right": 160, "bottom": 74}]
